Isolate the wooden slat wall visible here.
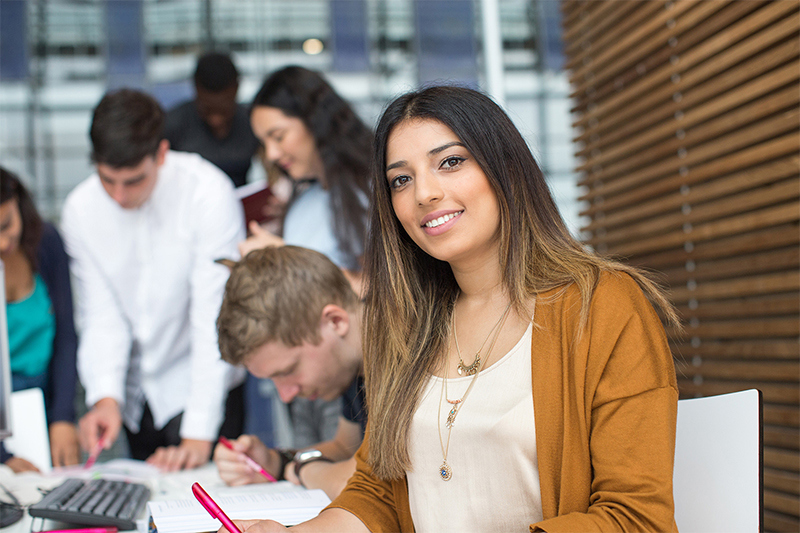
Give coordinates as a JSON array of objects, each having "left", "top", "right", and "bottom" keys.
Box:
[{"left": 561, "top": 1, "right": 800, "bottom": 530}]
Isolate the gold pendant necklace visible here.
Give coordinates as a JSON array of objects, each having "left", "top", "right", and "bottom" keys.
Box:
[
  {"left": 456, "top": 353, "right": 480, "bottom": 376},
  {"left": 437, "top": 302, "right": 512, "bottom": 481},
  {"left": 454, "top": 302, "right": 509, "bottom": 376}
]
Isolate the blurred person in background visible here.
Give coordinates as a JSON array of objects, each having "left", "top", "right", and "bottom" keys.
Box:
[
  {"left": 164, "top": 51, "right": 259, "bottom": 188},
  {"left": 62, "top": 89, "right": 245, "bottom": 471},
  {"left": 0, "top": 166, "right": 80, "bottom": 471},
  {"left": 239, "top": 65, "right": 371, "bottom": 294},
  {"left": 238, "top": 66, "right": 372, "bottom": 454},
  {"left": 214, "top": 246, "right": 366, "bottom": 500}
]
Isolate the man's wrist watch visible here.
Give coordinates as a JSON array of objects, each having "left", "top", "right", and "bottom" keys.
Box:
[
  {"left": 275, "top": 449, "right": 296, "bottom": 481},
  {"left": 293, "top": 449, "right": 333, "bottom": 486}
]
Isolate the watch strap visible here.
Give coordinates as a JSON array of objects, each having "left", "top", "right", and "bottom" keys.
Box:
[
  {"left": 275, "top": 449, "right": 296, "bottom": 481},
  {"left": 294, "top": 455, "right": 334, "bottom": 487}
]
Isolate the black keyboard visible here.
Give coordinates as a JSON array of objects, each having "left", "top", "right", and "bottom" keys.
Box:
[{"left": 28, "top": 478, "right": 150, "bottom": 530}]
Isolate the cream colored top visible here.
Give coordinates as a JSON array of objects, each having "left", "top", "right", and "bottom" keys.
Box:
[
  {"left": 332, "top": 273, "right": 679, "bottom": 532},
  {"left": 407, "top": 322, "right": 541, "bottom": 532}
]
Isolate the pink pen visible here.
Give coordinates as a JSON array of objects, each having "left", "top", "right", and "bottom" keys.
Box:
[
  {"left": 84, "top": 435, "right": 106, "bottom": 469},
  {"left": 218, "top": 436, "right": 277, "bottom": 482},
  {"left": 192, "top": 482, "right": 242, "bottom": 533},
  {"left": 41, "top": 527, "right": 117, "bottom": 533}
]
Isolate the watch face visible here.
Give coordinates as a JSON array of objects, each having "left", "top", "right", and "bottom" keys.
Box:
[{"left": 295, "top": 449, "right": 324, "bottom": 463}]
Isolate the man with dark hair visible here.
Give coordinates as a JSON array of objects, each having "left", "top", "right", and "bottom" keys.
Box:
[
  {"left": 61, "top": 88, "right": 246, "bottom": 470},
  {"left": 164, "top": 51, "right": 259, "bottom": 187},
  {"left": 214, "top": 246, "right": 365, "bottom": 500}
]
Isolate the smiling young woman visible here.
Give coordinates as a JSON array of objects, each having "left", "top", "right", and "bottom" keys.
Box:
[
  {"left": 357, "top": 86, "right": 681, "bottom": 532},
  {"left": 230, "top": 86, "right": 681, "bottom": 533},
  {"left": 385, "top": 118, "right": 502, "bottom": 271}
]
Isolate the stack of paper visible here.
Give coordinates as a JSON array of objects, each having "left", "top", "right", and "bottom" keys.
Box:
[{"left": 147, "top": 489, "right": 331, "bottom": 533}]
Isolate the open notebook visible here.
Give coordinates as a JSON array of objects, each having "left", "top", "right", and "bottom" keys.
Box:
[{"left": 147, "top": 487, "right": 330, "bottom": 533}]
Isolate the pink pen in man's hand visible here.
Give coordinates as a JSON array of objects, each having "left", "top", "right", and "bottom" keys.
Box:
[
  {"left": 218, "top": 436, "right": 277, "bottom": 482},
  {"left": 84, "top": 435, "right": 106, "bottom": 469},
  {"left": 192, "top": 482, "right": 242, "bottom": 533}
]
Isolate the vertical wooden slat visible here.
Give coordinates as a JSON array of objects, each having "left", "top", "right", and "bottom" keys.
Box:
[{"left": 562, "top": 1, "right": 800, "bottom": 530}]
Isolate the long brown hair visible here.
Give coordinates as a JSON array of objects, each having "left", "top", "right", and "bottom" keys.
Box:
[
  {"left": 0, "top": 166, "right": 43, "bottom": 271},
  {"left": 363, "top": 86, "right": 679, "bottom": 480},
  {"left": 251, "top": 66, "right": 372, "bottom": 270}
]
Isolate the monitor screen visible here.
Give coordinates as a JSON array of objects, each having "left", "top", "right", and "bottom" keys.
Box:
[{"left": 0, "top": 260, "right": 13, "bottom": 440}]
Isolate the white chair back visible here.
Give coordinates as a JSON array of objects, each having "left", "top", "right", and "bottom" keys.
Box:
[{"left": 673, "top": 389, "right": 762, "bottom": 532}]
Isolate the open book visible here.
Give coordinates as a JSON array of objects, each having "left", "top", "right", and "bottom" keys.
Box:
[{"left": 147, "top": 487, "right": 330, "bottom": 533}]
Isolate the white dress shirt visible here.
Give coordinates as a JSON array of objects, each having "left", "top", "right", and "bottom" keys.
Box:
[{"left": 61, "top": 150, "right": 246, "bottom": 441}]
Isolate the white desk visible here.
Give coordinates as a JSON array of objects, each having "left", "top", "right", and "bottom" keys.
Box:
[{"left": 0, "top": 461, "right": 305, "bottom": 533}]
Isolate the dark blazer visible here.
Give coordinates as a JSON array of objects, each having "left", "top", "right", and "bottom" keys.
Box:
[{"left": 36, "top": 222, "right": 78, "bottom": 425}]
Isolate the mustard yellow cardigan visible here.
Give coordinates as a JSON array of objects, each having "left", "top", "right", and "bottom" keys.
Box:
[{"left": 329, "top": 272, "right": 679, "bottom": 532}]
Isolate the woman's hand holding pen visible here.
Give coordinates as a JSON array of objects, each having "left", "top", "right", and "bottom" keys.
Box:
[
  {"left": 213, "top": 435, "right": 279, "bottom": 486},
  {"left": 218, "top": 509, "right": 369, "bottom": 533},
  {"left": 218, "top": 520, "right": 289, "bottom": 533}
]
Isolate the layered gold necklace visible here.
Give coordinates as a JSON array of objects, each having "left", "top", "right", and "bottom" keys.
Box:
[
  {"left": 437, "top": 302, "right": 512, "bottom": 481},
  {"left": 455, "top": 313, "right": 491, "bottom": 376}
]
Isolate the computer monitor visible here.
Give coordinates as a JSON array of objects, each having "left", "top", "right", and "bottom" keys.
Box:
[
  {"left": 0, "top": 259, "right": 13, "bottom": 441},
  {"left": 0, "top": 259, "right": 22, "bottom": 529}
]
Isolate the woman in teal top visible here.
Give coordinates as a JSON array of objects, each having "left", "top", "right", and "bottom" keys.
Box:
[
  {"left": 7, "top": 272, "right": 55, "bottom": 388},
  {"left": 1, "top": 167, "right": 80, "bottom": 470}
]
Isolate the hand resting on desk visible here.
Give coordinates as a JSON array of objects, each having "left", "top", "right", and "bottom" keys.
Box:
[
  {"left": 49, "top": 421, "right": 81, "bottom": 467},
  {"left": 147, "top": 438, "right": 212, "bottom": 471},
  {"left": 4, "top": 456, "right": 39, "bottom": 473}
]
